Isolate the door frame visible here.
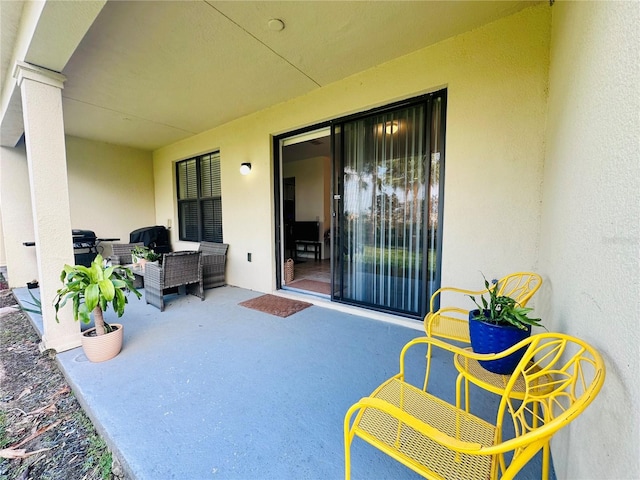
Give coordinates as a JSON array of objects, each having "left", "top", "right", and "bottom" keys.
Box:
[
  {"left": 273, "top": 123, "right": 331, "bottom": 290},
  {"left": 273, "top": 89, "right": 446, "bottom": 319}
]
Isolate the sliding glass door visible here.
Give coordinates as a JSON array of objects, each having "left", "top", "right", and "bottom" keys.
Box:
[{"left": 332, "top": 91, "right": 445, "bottom": 317}]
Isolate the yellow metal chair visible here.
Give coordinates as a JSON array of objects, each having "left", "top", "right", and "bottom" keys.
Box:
[
  {"left": 344, "top": 333, "right": 605, "bottom": 480},
  {"left": 425, "top": 272, "right": 543, "bottom": 343},
  {"left": 453, "top": 347, "right": 554, "bottom": 414}
]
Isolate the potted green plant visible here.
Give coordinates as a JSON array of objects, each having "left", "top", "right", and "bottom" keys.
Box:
[
  {"left": 131, "top": 245, "right": 161, "bottom": 266},
  {"left": 468, "top": 275, "right": 544, "bottom": 374},
  {"left": 53, "top": 254, "right": 141, "bottom": 362}
]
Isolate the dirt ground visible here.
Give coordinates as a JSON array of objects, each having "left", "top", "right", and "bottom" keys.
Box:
[{"left": 0, "top": 288, "right": 127, "bottom": 480}]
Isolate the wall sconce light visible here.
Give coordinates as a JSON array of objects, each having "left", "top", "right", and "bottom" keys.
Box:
[{"left": 240, "top": 162, "right": 252, "bottom": 175}]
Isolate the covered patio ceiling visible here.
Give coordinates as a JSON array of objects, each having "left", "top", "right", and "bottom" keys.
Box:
[{"left": 1, "top": 0, "right": 539, "bottom": 151}]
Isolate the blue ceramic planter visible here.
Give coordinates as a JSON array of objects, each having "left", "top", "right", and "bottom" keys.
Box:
[{"left": 469, "top": 309, "right": 531, "bottom": 374}]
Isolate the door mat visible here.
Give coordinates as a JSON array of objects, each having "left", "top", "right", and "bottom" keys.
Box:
[
  {"left": 287, "top": 279, "right": 331, "bottom": 296},
  {"left": 239, "top": 294, "right": 313, "bottom": 318}
]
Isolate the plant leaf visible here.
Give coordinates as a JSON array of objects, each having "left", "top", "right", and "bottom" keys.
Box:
[
  {"left": 98, "top": 279, "right": 115, "bottom": 302},
  {"left": 77, "top": 303, "right": 91, "bottom": 324},
  {"left": 103, "top": 265, "right": 114, "bottom": 279},
  {"left": 84, "top": 284, "right": 99, "bottom": 312},
  {"left": 113, "top": 289, "right": 126, "bottom": 317}
]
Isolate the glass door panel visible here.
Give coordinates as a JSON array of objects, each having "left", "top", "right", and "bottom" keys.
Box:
[
  {"left": 332, "top": 91, "right": 446, "bottom": 317},
  {"left": 333, "top": 104, "right": 427, "bottom": 315}
]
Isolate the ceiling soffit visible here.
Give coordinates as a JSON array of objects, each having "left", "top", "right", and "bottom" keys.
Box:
[{"left": 4, "top": 1, "right": 539, "bottom": 150}]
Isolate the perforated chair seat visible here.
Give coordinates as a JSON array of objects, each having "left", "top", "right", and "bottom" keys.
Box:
[
  {"left": 454, "top": 348, "right": 555, "bottom": 413},
  {"left": 353, "top": 377, "right": 496, "bottom": 480},
  {"left": 427, "top": 313, "right": 471, "bottom": 343}
]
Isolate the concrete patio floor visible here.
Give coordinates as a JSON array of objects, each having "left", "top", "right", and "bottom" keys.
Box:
[{"left": 13, "top": 285, "right": 553, "bottom": 480}]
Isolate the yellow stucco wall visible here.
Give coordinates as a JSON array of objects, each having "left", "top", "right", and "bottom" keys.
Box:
[
  {"left": 541, "top": 1, "right": 640, "bottom": 478},
  {"left": 65, "top": 136, "right": 156, "bottom": 256},
  {"left": 154, "top": 4, "right": 551, "bottom": 294}
]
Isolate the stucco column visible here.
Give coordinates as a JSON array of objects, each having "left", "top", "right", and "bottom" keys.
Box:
[
  {"left": 0, "top": 144, "right": 39, "bottom": 287},
  {"left": 14, "top": 62, "right": 80, "bottom": 352}
]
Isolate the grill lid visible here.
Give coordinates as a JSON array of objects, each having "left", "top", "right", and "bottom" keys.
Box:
[
  {"left": 72, "top": 229, "right": 97, "bottom": 241},
  {"left": 72, "top": 229, "right": 97, "bottom": 248}
]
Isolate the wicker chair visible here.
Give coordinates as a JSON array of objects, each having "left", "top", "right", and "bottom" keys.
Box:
[
  {"left": 144, "top": 251, "right": 204, "bottom": 311},
  {"left": 110, "top": 242, "right": 144, "bottom": 265},
  {"left": 199, "top": 242, "right": 229, "bottom": 289}
]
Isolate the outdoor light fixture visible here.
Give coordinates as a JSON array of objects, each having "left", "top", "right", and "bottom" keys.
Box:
[
  {"left": 375, "top": 121, "right": 399, "bottom": 136},
  {"left": 240, "top": 162, "right": 252, "bottom": 175},
  {"left": 385, "top": 121, "right": 399, "bottom": 135}
]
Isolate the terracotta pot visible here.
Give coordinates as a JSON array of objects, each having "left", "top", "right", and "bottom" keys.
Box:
[{"left": 81, "top": 323, "right": 124, "bottom": 362}]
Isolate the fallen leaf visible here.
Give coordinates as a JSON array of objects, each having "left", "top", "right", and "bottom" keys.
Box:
[
  {"left": 27, "top": 403, "right": 57, "bottom": 416},
  {"left": 0, "top": 447, "right": 51, "bottom": 459},
  {"left": 11, "top": 419, "right": 62, "bottom": 449},
  {"left": 17, "top": 387, "right": 31, "bottom": 400},
  {"left": 0, "top": 448, "right": 27, "bottom": 459},
  {"left": 52, "top": 386, "right": 71, "bottom": 398}
]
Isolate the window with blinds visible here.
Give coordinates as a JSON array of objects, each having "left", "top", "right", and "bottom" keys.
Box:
[{"left": 176, "top": 152, "right": 223, "bottom": 242}]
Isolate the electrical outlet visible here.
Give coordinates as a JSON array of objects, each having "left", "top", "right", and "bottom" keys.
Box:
[{"left": 247, "top": 253, "right": 252, "bottom": 262}]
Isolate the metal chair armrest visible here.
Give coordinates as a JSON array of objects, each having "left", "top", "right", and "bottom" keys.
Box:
[
  {"left": 404, "top": 335, "right": 534, "bottom": 362},
  {"left": 428, "top": 285, "right": 489, "bottom": 314}
]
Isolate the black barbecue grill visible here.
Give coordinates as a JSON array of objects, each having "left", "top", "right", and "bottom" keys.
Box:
[
  {"left": 23, "top": 230, "right": 120, "bottom": 267},
  {"left": 72, "top": 229, "right": 99, "bottom": 267},
  {"left": 129, "top": 225, "right": 171, "bottom": 254}
]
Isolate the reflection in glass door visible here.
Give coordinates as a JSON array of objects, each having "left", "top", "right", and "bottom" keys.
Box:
[{"left": 332, "top": 92, "right": 445, "bottom": 317}]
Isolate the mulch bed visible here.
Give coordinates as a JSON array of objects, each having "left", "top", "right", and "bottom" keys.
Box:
[
  {"left": 239, "top": 294, "right": 312, "bottom": 318},
  {"left": 0, "top": 288, "right": 126, "bottom": 479}
]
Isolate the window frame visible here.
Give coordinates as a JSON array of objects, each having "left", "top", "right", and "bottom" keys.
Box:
[{"left": 176, "top": 151, "right": 223, "bottom": 243}]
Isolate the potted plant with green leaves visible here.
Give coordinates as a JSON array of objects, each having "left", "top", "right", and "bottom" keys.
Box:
[
  {"left": 131, "top": 245, "right": 161, "bottom": 266},
  {"left": 468, "top": 275, "right": 544, "bottom": 374},
  {"left": 53, "top": 254, "right": 141, "bottom": 362}
]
